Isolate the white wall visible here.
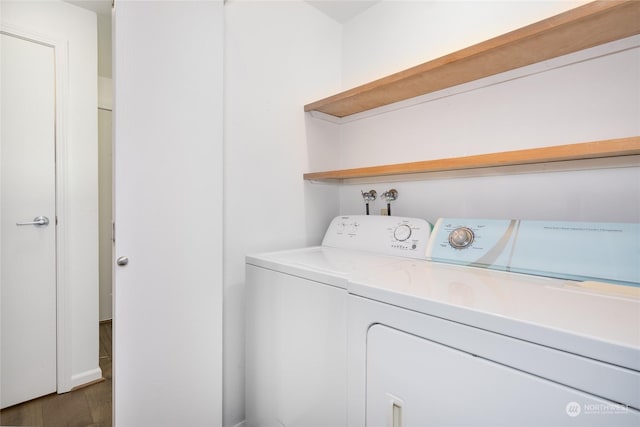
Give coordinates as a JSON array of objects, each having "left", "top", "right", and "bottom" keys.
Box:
[
  {"left": 1, "top": 0, "right": 101, "bottom": 391},
  {"left": 341, "top": 0, "right": 589, "bottom": 88},
  {"left": 97, "top": 77, "right": 112, "bottom": 321},
  {"left": 322, "top": 1, "right": 640, "bottom": 225},
  {"left": 336, "top": 39, "right": 640, "bottom": 166},
  {"left": 97, "top": 10, "right": 113, "bottom": 322},
  {"left": 97, "top": 13, "right": 111, "bottom": 79},
  {"left": 223, "top": 1, "right": 341, "bottom": 425}
]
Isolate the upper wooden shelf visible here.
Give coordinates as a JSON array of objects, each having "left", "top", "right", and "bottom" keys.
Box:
[
  {"left": 303, "top": 137, "right": 640, "bottom": 181},
  {"left": 304, "top": 1, "right": 640, "bottom": 118}
]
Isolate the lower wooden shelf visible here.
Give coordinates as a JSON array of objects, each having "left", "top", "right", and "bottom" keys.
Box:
[{"left": 303, "top": 137, "right": 640, "bottom": 181}]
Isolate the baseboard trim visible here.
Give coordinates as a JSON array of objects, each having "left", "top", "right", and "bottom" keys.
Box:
[
  {"left": 69, "top": 367, "right": 103, "bottom": 390},
  {"left": 69, "top": 376, "right": 105, "bottom": 392}
]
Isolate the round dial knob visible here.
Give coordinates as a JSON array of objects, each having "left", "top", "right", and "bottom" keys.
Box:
[
  {"left": 394, "top": 224, "right": 412, "bottom": 241},
  {"left": 448, "top": 227, "right": 474, "bottom": 249}
]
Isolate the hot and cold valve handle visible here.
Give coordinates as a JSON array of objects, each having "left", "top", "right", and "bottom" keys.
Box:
[
  {"left": 361, "top": 190, "right": 377, "bottom": 215},
  {"left": 361, "top": 189, "right": 398, "bottom": 215},
  {"left": 382, "top": 189, "right": 398, "bottom": 216}
]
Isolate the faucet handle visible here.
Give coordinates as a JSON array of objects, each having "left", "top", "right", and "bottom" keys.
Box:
[
  {"left": 382, "top": 189, "right": 398, "bottom": 202},
  {"left": 361, "top": 189, "right": 377, "bottom": 203}
]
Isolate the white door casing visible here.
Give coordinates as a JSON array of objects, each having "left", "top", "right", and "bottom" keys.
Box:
[{"left": 0, "top": 32, "right": 57, "bottom": 409}]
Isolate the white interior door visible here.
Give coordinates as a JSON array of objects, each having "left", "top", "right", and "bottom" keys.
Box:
[
  {"left": 0, "top": 32, "right": 57, "bottom": 409},
  {"left": 113, "top": 2, "right": 223, "bottom": 425}
]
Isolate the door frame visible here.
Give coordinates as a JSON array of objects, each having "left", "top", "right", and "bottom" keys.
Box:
[{"left": 1, "top": 22, "right": 74, "bottom": 393}]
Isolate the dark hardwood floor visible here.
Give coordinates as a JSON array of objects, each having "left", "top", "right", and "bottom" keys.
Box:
[{"left": 1, "top": 321, "right": 112, "bottom": 427}]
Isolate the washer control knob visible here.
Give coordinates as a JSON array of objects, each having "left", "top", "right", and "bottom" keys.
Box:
[
  {"left": 394, "top": 224, "right": 412, "bottom": 241},
  {"left": 448, "top": 227, "right": 474, "bottom": 249}
]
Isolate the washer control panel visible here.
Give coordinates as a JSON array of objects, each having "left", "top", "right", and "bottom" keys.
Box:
[{"left": 322, "top": 215, "right": 432, "bottom": 260}]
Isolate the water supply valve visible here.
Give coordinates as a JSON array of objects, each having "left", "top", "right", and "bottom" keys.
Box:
[
  {"left": 381, "top": 189, "right": 398, "bottom": 216},
  {"left": 361, "top": 190, "right": 377, "bottom": 215}
]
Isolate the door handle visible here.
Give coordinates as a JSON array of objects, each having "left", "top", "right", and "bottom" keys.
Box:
[
  {"left": 16, "top": 216, "right": 50, "bottom": 226},
  {"left": 117, "top": 256, "right": 129, "bottom": 266}
]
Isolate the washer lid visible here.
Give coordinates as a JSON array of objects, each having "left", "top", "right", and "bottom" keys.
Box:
[{"left": 246, "top": 246, "right": 407, "bottom": 289}]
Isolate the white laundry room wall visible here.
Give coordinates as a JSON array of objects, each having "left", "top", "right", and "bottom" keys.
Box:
[
  {"left": 223, "top": 1, "right": 341, "bottom": 426},
  {"left": 340, "top": 0, "right": 590, "bottom": 88},
  {"left": 311, "top": 0, "right": 640, "bottom": 224},
  {"left": 98, "top": 76, "right": 112, "bottom": 322}
]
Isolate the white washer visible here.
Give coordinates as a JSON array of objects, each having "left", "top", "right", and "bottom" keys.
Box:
[
  {"left": 245, "top": 215, "right": 432, "bottom": 427},
  {"left": 348, "top": 218, "right": 640, "bottom": 427}
]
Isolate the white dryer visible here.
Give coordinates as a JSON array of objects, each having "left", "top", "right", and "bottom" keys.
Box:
[
  {"left": 245, "top": 215, "right": 432, "bottom": 427},
  {"left": 347, "top": 218, "right": 640, "bottom": 427}
]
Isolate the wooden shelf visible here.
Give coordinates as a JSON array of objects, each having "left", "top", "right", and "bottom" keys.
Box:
[
  {"left": 304, "top": 1, "right": 640, "bottom": 118},
  {"left": 303, "top": 137, "right": 640, "bottom": 181}
]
